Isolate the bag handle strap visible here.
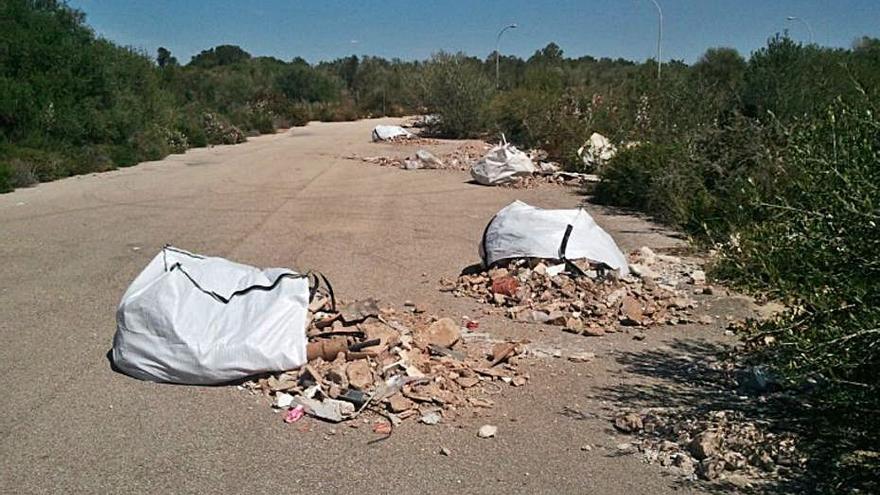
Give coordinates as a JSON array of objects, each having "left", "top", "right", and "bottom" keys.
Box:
[{"left": 307, "top": 271, "right": 337, "bottom": 312}]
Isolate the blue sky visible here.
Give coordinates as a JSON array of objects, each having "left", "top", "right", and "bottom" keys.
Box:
[{"left": 68, "top": 0, "right": 880, "bottom": 64}]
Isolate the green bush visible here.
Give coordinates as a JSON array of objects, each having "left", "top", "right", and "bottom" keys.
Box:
[
  {"left": 714, "top": 103, "right": 879, "bottom": 393},
  {"left": 313, "top": 99, "right": 360, "bottom": 122},
  {"left": 412, "top": 53, "right": 493, "bottom": 138},
  {"left": 71, "top": 145, "right": 116, "bottom": 175},
  {"left": 108, "top": 144, "right": 141, "bottom": 167},
  {"left": 595, "top": 142, "right": 712, "bottom": 226},
  {"left": 201, "top": 113, "right": 245, "bottom": 145},
  {"left": 488, "top": 89, "right": 586, "bottom": 166},
  {"left": 0, "top": 146, "right": 70, "bottom": 188},
  {"left": 0, "top": 163, "right": 12, "bottom": 193}
]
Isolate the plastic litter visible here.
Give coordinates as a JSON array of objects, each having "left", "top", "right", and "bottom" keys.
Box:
[
  {"left": 402, "top": 149, "right": 444, "bottom": 170},
  {"left": 275, "top": 393, "right": 294, "bottom": 409},
  {"left": 478, "top": 425, "right": 498, "bottom": 438},
  {"left": 577, "top": 132, "right": 617, "bottom": 168},
  {"left": 284, "top": 405, "right": 305, "bottom": 424}
]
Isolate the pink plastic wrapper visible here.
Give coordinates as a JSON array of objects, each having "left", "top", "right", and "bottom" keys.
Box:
[{"left": 284, "top": 405, "right": 305, "bottom": 424}]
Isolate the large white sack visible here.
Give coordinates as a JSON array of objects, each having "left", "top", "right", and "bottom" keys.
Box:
[
  {"left": 372, "top": 125, "right": 414, "bottom": 141},
  {"left": 480, "top": 200, "right": 629, "bottom": 275},
  {"left": 470, "top": 143, "right": 536, "bottom": 185},
  {"left": 112, "top": 246, "right": 310, "bottom": 385}
]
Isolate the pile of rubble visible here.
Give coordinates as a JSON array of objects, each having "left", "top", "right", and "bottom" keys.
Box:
[
  {"left": 499, "top": 171, "right": 599, "bottom": 189},
  {"left": 381, "top": 136, "right": 441, "bottom": 146},
  {"left": 241, "top": 295, "right": 530, "bottom": 431},
  {"left": 614, "top": 408, "right": 802, "bottom": 484},
  {"left": 442, "top": 247, "right": 711, "bottom": 335},
  {"left": 443, "top": 142, "right": 489, "bottom": 171},
  {"left": 344, "top": 143, "right": 489, "bottom": 172}
]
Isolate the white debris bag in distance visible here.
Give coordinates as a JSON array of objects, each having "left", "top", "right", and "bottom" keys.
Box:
[
  {"left": 371, "top": 125, "right": 414, "bottom": 142},
  {"left": 402, "top": 149, "right": 443, "bottom": 170},
  {"left": 112, "top": 246, "right": 311, "bottom": 385},
  {"left": 470, "top": 141, "right": 536, "bottom": 185},
  {"left": 577, "top": 132, "right": 617, "bottom": 168},
  {"left": 480, "top": 200, "right": 629, "bottom": 275}
]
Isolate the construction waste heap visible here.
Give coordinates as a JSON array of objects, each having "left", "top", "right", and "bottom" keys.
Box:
[
  {"left": 444, "top": 246, "right": 711, "bottom": 335},
  {"left": 241, "top": 295, "right": 529, "bottom": 431},
  {"left": 352, "top": 126, "right": 605, "bottom": 188}
]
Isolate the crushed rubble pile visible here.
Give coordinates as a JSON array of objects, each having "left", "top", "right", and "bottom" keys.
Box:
[
  {"left": 345, "top": 144, "right": 598, "bottom": 188},
  {"left": 380, "top": 136, "right": 441, "bottom": 146},
  {"left": 614, "top": 408, "right": 802, "bottom": 484},
  {"left": 442, "top": 247, "right": 711, "bottom": 335},
  {"left": 344, "top": 142, "right": 489, "bottom": 172},
  {"left": 498, "top": 171, "right": 598, "bottom": 189},
  {"left": 241, "top": 295, "right": 530, "bottom": 430}
]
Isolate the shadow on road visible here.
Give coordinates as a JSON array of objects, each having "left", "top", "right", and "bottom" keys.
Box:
[{"left": 593, "top": 338, "right": 878, "bottom": 494}]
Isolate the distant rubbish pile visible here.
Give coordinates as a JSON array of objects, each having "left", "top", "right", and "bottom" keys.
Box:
[
  {"left": 344, "top": 142, "right": 488, "bottom": 172},
  {"left": 359, "top": 128, "right": 603, "bottom": 188}
]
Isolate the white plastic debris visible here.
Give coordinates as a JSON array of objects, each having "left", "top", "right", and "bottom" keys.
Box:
[
  {"left": 577, "top": 132, "right": 617, "bottom": 168},
  {"left": 477, "top": 424, "right": 498, "bottom": 438},
  {"left": 480, "top": 200, "right": 629, "bottom": 275},
  {"left": 402, "top": 149, "right": 443, "bottom": 170},
  {"left": 470, "top": 138, "right": 536, "bottom": 185},
  {"left": 535, "top": 161, "right": 561, "bottom": 175},
  {"left": 293, "top": 396, "right": 355, "bottom": 423},
  {"left": 372, "top": 125, "right": 414, "bottom": 142},
  {"left": 545, "top": 263, "right": 566, "bottom": 277},
  {"left": 275, "top": 392, "right": 295, "bottom": 409},
  {"left": 112, "top": 246, "right": 310, "bottom": 385},
  {"left": 420, "top": 411, "right": 442, "bottom": 425}
]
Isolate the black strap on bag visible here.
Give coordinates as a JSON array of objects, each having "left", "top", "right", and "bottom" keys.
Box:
[
  {"left": 170, "top": 263, "right": 308, "bottom": 304},
  {"left": 306, "top": 271, "right": 337, "bottom": 312},
  {"left": 557, "top": 224, "right": 589, "bottom": 278},
  {"left": 162, "top": 246, "right": 333, "bottom": 306}
]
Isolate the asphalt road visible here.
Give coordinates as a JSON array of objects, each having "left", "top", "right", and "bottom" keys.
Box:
[{"left": 0, "top": 118, "right": 732, "bottom": 494}]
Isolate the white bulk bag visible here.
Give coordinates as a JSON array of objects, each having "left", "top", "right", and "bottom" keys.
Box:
[
  {"left": 470, "top": 143, "right": 536, "bottom": 185},
  {"left": 112, "top": 246, "right": 310, "bottom": 385},
  {"left": 480, "top": 200, "right": 629, "bottom": 275},
  {"left": 371, "top": 125, "right": 414, "bottom": 141}
]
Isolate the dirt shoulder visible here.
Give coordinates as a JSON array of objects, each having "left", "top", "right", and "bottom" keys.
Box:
[{"left": 0, "top": 118, "right": 756, "bottom": 494}]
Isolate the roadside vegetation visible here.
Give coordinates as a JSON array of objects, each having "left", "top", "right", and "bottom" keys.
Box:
[{"left": 2, "top": 1, "right": 877, "bottom": 489}]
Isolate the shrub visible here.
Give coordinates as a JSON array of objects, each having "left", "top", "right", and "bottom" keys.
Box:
[
  {"left": 107, "top": 144, "right": 141, "bottom": 168},
  {"left": 0, "top": 163, "right": 11, "bottom": 193},
  {"left": 594, "top": 141, "right": 710, "bottom": 226},
  {"left": 313, "top": 100, "right": 359, "bottom": 122},
  {"left": 714, "top": 103, "right": 879, "bottom": 391},
  {"left": 413, "top": 53, "right": 493, "bottom": 138},
  {"left": 72, "top": 145, "right": 116, "bottom": 175},
  {"left": 201, "top": 113, "right": 245, "bottom": 145},
  {"left": 0, "top": 146, "right": 70, "bottom": 187},
  {"left": 488, "top": 89, "right": 586, "bottom": 166}
]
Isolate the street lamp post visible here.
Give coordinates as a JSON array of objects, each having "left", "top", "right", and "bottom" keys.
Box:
[
  {"left": 648, "top": 0, "right": 663, "bottom": 80},
  {"left": 786, "top": 16, "right": 815, "bottom": 44},
  {"left": 495, "top": 23, "right": 517, "bottom": 89}
]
